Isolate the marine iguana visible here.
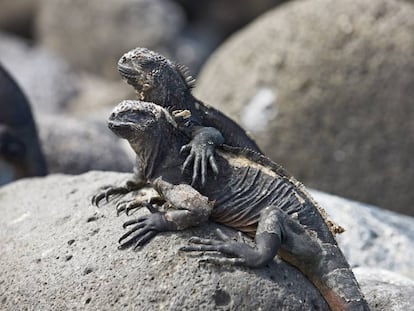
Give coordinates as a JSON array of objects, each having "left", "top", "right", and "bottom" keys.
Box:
[
  {"left": 103, "top": 99, "right": 369, "bottom": 311},
  {"left": 0, "top": 63, "right": 47, "bottom": 185},
  {"left": 92, "top": 47, "right": 261, "bottom": 209}
]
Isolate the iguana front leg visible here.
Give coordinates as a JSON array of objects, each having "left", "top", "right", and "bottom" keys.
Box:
[
  {"left": 180, "top": 206, "right": 284, "bottom": 268},
  {"left": 180, "top": 127, "right": 224, "bottom": 186},
  {"left": 118, "top": 178, "right": 213, "bottom": 250}
]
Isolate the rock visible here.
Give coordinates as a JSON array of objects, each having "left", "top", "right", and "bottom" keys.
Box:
[
  {"left": 0, "top": 32, "right": 78, "bottom": 116},
  {"left": 175, "top": 0, "right": 287, "bottom": 39},
  {"left": 353, "top": 268, "right": 414, "bottom": 311},
  {"left": 0, "top": 63, "right": 47, "bottom": 185},
  {"left": 0, "top": 172, "right": 329, "bottom": 310},
  {"left": 66, "top": 73, "right": 135, "bottom": 121},
  {"left": 310, "top": 190, "right": 414, "bottom": 279},
  {"left": 1, "top": 171, "right": 413, "bottom": 310},
  {"left": 36, "top": 0, "right": 185, "bottom": 79},
  {"left": 195, "top": 0, "right": 414, "bottom": 216},
  {"left": 0, "top": 0, "right": 38, "bottom": 37},
  {"left": 37, "top": 116, "right": 134, "bottom": 174}
]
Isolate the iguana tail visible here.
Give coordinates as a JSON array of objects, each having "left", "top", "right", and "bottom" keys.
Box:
[{"left": 280, "top": 244, "right": 370, "bottom": 311}]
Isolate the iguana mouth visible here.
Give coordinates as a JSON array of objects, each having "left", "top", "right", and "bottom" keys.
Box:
[
  {"left": 107, "top": 119, "right": 138, "bottom": 138},
  {"left": 117, "top": 63, "right": 138, "bottom": 80}
]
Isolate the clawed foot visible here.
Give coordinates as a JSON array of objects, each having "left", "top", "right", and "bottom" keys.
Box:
[
  {"left": 180, "top": 229, "right": 249, "bottom": 266},
  {"left": 179, "top": 127, "right": 224, "bottom": 187},
  {"left": 118, "top": 212, "right": 166, "bottom": 250},
  {"left": 91, "top": 185, "right": 129, "bottom": 207},
  {"left": 91, "top": 180, "right": 142, "bottom": 207},
  {"left": 181, "top": 143, "right": 219, "bottom": 186},
  {"left": 116, "top": 199, "right": 147, "bottom": 216}
]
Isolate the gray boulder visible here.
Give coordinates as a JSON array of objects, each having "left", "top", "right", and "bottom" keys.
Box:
[
  {"left": 195, "top": 0, "right": 414, "bottom": 216},
  {"left": 66, "top": 73, "right": 135, "bottom": 121},
  {"left": 353, "top": 268, "right": 414, "bottom": 311},
  {"left": 311, "top": 190, "right": 414, "bottom": 279},
  {"left": 36, "top": 0, "right": 185, "bottom": 79},
  {"left": 0, "top": 172, "right": 329, "bottom": 310},
  {"left": 0, "top": 32, "right": 78, "bottom": 116},
  {"left": 0, "top": 171, "right": 413, "bottom": 310},
  {"left": 37, "top": 116, "right": 134, "bottom": 174}
]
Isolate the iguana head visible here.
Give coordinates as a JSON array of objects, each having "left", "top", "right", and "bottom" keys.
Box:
[
  {"left": 117, "top": 47, "right": 196, "bottom": 108},
  {"left": 108, "top": 100, "right": 182, "bottom": 177},
  {"left": 108, "top": 100, "right": 175, "bottom": 141}
]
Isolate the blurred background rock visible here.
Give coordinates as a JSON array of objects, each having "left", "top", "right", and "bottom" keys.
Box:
[{"left": 0, "top": 0, "right": 413, "bottom": 216}]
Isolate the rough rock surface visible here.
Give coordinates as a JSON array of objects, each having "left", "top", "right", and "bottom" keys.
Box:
[
  {"left": 195, "top": 0, "right": 414, "bottom": 216},
  {"left": 0, "top": 32, "right": 78, "bottom": 116},
  {"left": 37, "top": 116, "right": 134, "bottom": 174},
  {"left": 36, "top": 0, "right": 185, "bottom": 79},
  {"left": 312, "top": 190, "right": 414, "bottom": 279},
  {"left": 1, "top": 171, "right": 413, "bottom": 310},
  {"left": 353, "top": 268, "right": 414, "bottom": 311},
  {"left": 0, "top": 172, "right": 329, "bottom": 310}
]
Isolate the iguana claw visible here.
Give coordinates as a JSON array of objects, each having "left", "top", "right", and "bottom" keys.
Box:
[
  {"left": 91, "top": 180, "right": 145, "bottom": 207},
  {"left": 179, "top": 228, "right": 248, "bottom": 265},
  {"left": 118, "top": 212, "right": 167, "bottom": 250},
  {"left": 181, "top": 141, "right": 219, "bottom": 186},
  {"left": 91, "top": 185, "right": 131, "bottom": 207}
]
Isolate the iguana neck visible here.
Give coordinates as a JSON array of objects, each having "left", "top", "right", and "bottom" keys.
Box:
[
  {"left": 130, "top": 134, "right": 163, "bottom": 180},
  {"left": 141, "top": 84, "right": 193, "bottom": 111},
  {"left": 131, "top": 127, "right": 184, "bottom": 180}
]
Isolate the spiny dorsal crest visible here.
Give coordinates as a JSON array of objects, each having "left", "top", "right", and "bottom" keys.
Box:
[{"left": 175, "top": 63, "right": 196, "bottom": 89}]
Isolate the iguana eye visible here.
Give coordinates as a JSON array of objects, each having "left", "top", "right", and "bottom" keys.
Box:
[{"left": 142, "top": 83, "right": 151, "bottom": 91}]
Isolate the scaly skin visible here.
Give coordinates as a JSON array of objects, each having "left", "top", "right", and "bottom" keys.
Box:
[
  {"left": 104, "top": 100, "right": 370, "bottom": 311},
  {"left": 91, "top": 48, "right": 261, "bottom": 206}
]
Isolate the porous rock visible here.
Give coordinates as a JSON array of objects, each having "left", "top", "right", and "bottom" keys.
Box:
[
  {"left": 195, "top": 0, "right": 414, "bottom": 216},
  {"left": 353, "top": 268, "right": 414, "bottom": 311},
  {"left": 311, "top": 190, "right": 414, "bottom": 279},
  {"left": 37, "top": 116, "right": 134, "bottom": 174},
  {"left": 0, "top": 172, "right": 329, "bottom": 310},
  {"left": 36, "top": 0, "right": 185, "bottom": 79},
  {"left": 0, "top": 32, "right": 78, "bottom": 116}
]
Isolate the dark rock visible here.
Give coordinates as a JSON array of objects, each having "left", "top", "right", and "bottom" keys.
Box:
[
  {"left": 195, "top": 0, "right": 414, "bottom": 216},
  {"left": 0, "top": 63, "right": 47, "bottom": 185},
  {"left": 37, "top": 116, "right": 134, "bottom": 174},
  {"left": 0, "top": 171, "right": 413, "bottom": 310},
  {"left": 0, "top": 0, "right": 38, "bottom": 37},
  {"left": 175, "top": 0, "right": 286, "bottom": 39},
  {"left": 0, "top": 32, "right": 78, "bottom": 116},
  {"left": 36, "top": 0, "right": 185, "bottom": 79}
]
